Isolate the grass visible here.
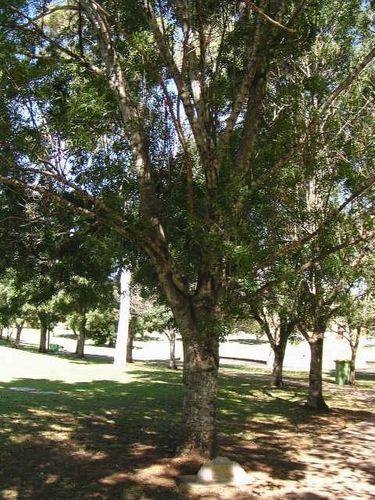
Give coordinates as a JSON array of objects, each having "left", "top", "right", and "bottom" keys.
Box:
[{"left": 0, "top": 342, "right": 374, "bottom": 499}]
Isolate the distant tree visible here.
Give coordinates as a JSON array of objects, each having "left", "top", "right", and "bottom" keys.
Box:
[
  {"left": 127, "top": 289, "right": 178, "bottom": 369},
  {"left": 335, "top": 256, "right": 375, "bottom": 384},
  {"left": 251, "top": 301, "right": 296, "bottom": 388},
  {"left": 61, "top": 275, "right": 115, "bottom": 357}
]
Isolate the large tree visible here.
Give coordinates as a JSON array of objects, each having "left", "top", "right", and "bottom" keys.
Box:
[{"left": 1, "top": 0, "right": 373, "bottom": 456}]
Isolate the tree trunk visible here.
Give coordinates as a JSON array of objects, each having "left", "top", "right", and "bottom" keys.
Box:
[
  {"left": 182, "top": 340, "right": 189, "bottom": 384},
  {"left": 152, "top": 267, "right": 221, "bottom": 457},
  {"left": 47, "top": 329, "right": 51, "bottom": 351},
  {"left": 76, "top": 329, "right": 86, "bottom": 358},
  {"left": 168, "top": 331, "right": 177, "bottom": 369},
  {"left": 75, "top": 310, "right": 87, "bottom": 358},
  {"left": 15, "top": 323, "right": 24, "bottom": 348},
  {"left": 114, "top": 268, "right": 131, "bottom": 367},
  {"left": 39, "top": 321, "right": 48, "bottom": 353},
  {"left": 306, "top": 335, "right": 329, "bottom": 411},
  {"left": 126, "top": 324, "right": 134, "bottom": 363},
  {"left": 272, "top": 342, "right": 287, "bottom": 388},
  {"left": 349, "top": 328, "right": 360, "bottom": 385},
  {"left": 0, "top": 327, "right": 3, "bottom": 339},
  {"left": 180, "top": 336, "right": 219, "bottom": 458}
]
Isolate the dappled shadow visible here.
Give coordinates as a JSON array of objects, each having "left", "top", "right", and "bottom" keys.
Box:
[
  {"left": 0, "top": 338, "right": 39, "bottom": 353},
  {"left": 0, "top": 339, "right": 115, "bottom": 365},
  {"left": 220, "top": 355, "right": 267, "bottom": 364},
  {"left": 62, "top": 352, "right": 114, "bottom": 365},
  {"left": 0, "top": 360, "right": 374, "bottom": 499},
  {"left": 356, "top": 370, "right": 375, "bottom": 382},
  {"left": 54, "top": 332, "right": 77, "bottom": 339},
  {"left": 327, "top": 368, "right": 375, "bottom": 381},
  {"left": 0, "top": 373, "right": 186, "bottom": 499}
]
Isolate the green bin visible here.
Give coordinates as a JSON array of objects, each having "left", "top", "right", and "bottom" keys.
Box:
[
  {"left": 335, "top": 360, "right": 351, "bottom": 385},
  {"left": 50, "top": 343, "right": 60, "bottom": 353}
]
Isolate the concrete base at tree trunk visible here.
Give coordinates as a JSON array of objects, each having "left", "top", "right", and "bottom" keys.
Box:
[{"left": 177, "top": 456, "right": 253, "bottom": 486}]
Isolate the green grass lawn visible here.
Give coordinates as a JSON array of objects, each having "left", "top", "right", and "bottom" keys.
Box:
[{"left": 0, "top": 341, "right": 374, "bottom": 499}]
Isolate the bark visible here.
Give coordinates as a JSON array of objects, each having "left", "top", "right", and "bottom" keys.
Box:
[
  {"left": 47, "top": 329, "right": 51, "bottom": 351},
  {"left": 180, "top": 335, "right": 219, "bottom": 458},
  {"left": 272, "top": 341, "right": 287, "bottom": 387},
  {"left": 151, "top": 263, "right": 221, "bottom": 457},
  {"left": 182, "top": 340, "right": 189, "bottom": 384},
  {"left": 15, "top": 322, "right": 24, "bottom": 347},
  {"left": 39, "top": 319, "right": 48, "bottom": 353},
  {"left": 168, "top": 331, "right": 178, "bottom": 369},
  {"left": 0, "top": 327, "right": 3, "bottom": 339},
  {"left": 75, "top": 329, "right": 86, "bottom": 358},
  {"left": 75, "top": 312, "right": 87, "bottom": 358},
  {"left": 306, "top": 335, "right": 329, "bottom": 411},
  {"left": 113, "top": 268, "right": 131, "bottom": 367},
  {"left": 126, "top": 324, "right": 134, "bottom": 363},
  {"left": 349, "top": 328, "right": 360, "bottom": 385}
]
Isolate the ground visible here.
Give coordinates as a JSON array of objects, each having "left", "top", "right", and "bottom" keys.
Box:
[{"left": 0, "top": 332, "right": 374, "bottom": 499}]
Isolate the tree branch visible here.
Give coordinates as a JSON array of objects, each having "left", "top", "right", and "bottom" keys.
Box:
[
  {"left": 244, "top": 1, "right": 295, "bottom": 34},
  {"left": 253, "top": 46, "right": 375, "bottom": 189}
]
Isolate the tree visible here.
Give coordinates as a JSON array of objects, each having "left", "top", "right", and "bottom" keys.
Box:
[
  {"left": 113, "top": 268, "right": 131, "bottom": 367},
  {"left": 336, "top": 256, "right": 375, "bottom": 384},
  {"left": 250, "top": 298, "right": 296, "bottom": 387},
  {"left": 1, "top": 0, "right": 373, "bottom": 456},
  {"left": 235, "top": 3, "right": 374, "bottom": 408}
]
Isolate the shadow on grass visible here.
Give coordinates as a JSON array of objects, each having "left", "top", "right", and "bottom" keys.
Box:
[
  {"left": 0, "top": 362, "right": 374, "bottom": 498},
  {"left": 0, "top": 339, "right": 115, "bottom": 365},
  {"left": 228, "top": 337, "right": 268, "bottom": 345},
  {"left": 356, "top": 370, "right": 375, "bottom": 382},
  {"left": 54, "top": 332, "right": 77, "bottom": 339},
  {"left": 327, "top": 369, "right": 375, "bottom": 383}
]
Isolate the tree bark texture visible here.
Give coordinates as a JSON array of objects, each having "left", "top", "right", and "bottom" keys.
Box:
[
  {"left": 168, "top": 331, "right": 177, "bottom": 369},
  {"left": 349, "top": 328, "right": 360, "bottom": 385},
  {"left": 307, "top": 335, "right": 329, "bottom": 411},
  {"left": 180, "top": 335, "right": 219, "bottom": 458},
  {"left": 15, "top": 323, "right": 23, "bottom": 347},
  {"left": 75, "top": 329, "right": 86, "bottom": 358},
  {"left": 75, "top": 313, "right": 87, "bottom": 358},
  {"left": 39, "top": 320, "right": 48, "bottom": 353},
  {"left": 272, "top": 341, "right": 287, "bottom": 388},
  {"left": 126, "top": 324, "right": 134, "bottom": 363}
]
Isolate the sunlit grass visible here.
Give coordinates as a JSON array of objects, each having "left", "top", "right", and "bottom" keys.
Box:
[{"left": 0, "top": 343, "right": 373, "bottom": 498}]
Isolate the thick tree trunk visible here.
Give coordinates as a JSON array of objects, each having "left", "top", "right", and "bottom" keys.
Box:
[
  {"left": 126, "top": 324, "right": 134, "bottom": 363},
  {"left": 114, "top": 268, "right": 131, "bottom": 367},
  {"left": 39, "top": 321, "right": 48, "bottom": 353},
  {"left": 182, "top": 340, "right": 189, "bottom": 384},
  {"left": 15, "top": 323, "right": 23, "bottom": 347},
  {"left": 168, "top": 331, "right": 177, "bottom": 369},
  {"left": 272, "top": 342, "right": 287, "bottom": 388},
  {"left": 180, "top": 336, "right": 219, "bottom": 458},
  {"left": 152, "top": 266, "right": 221, "bottom": 457},
  {"left": 306, "top": 335, "right": 329, "bottom": 411}
]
